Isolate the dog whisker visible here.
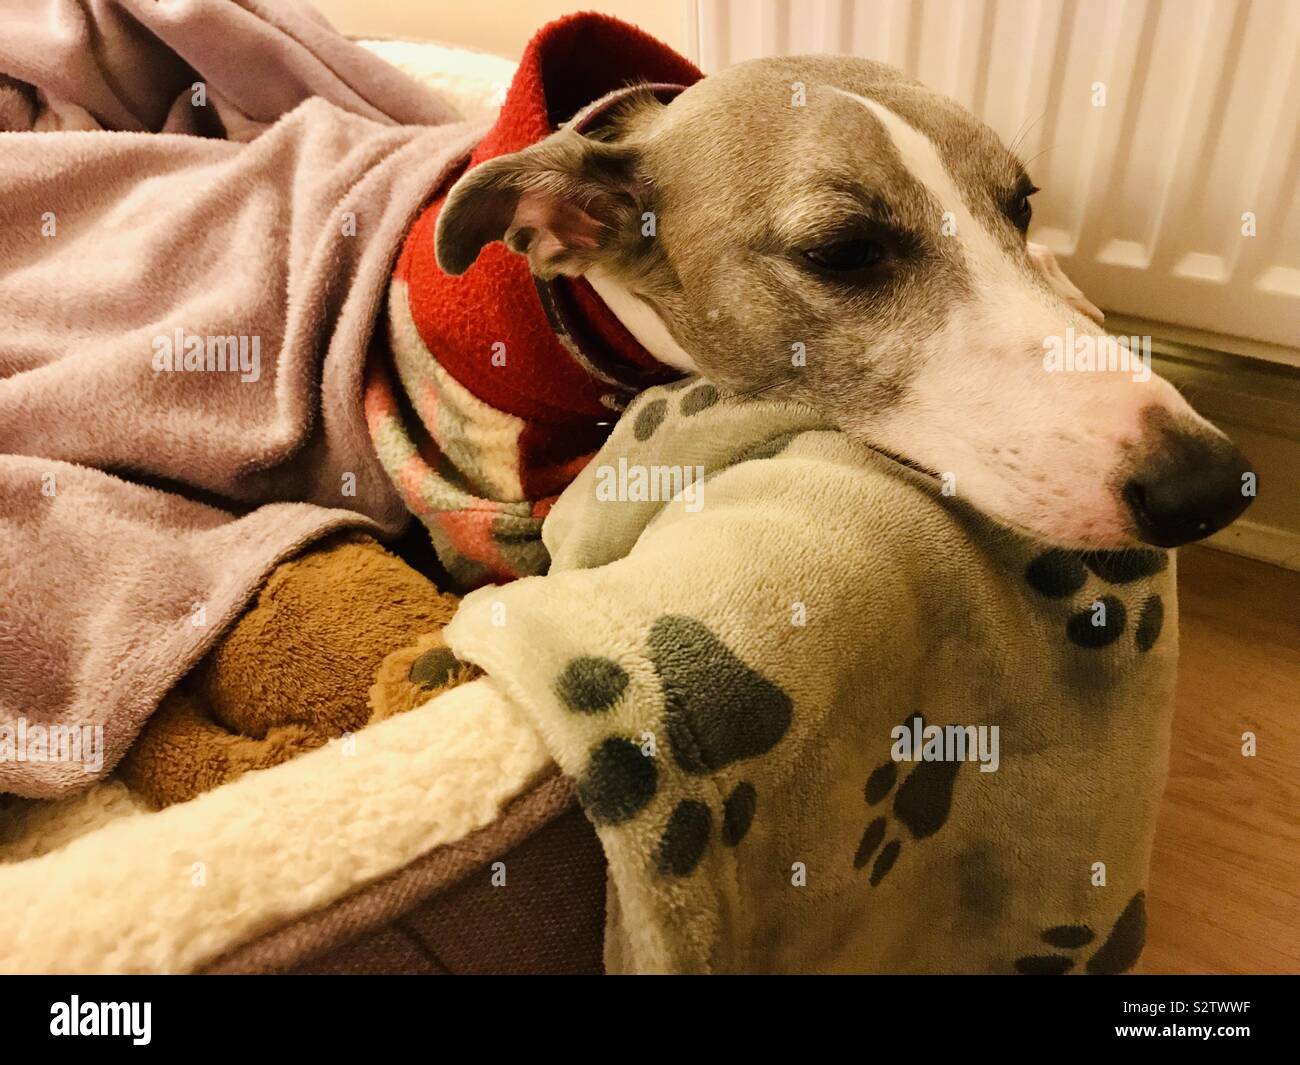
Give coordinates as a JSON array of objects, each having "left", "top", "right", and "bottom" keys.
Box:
[
  {"left": 1008, "top": 109, "right": 1047, "bottom": 158},
  {"left": 723, "top": 379, "right": 793, "bottom": 401},
  {"left": 1022, "top": 143, "right": 1060, "bottom": 168}
]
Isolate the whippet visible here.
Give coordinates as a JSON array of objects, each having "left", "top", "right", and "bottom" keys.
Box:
[{"left": 435, "top": 55, "right": 1254, "bottom": 549}]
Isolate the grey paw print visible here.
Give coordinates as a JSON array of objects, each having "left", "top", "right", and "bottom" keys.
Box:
[
  {"left": 1024, "top": 548, "right": 1167, "bottom": 652},
  {"left": 854, "top": 714, "right": 962, "bottom": 886},
  {"left": 556, "top": 614, "right": 792, "bottom": 878},
  {"left": 1014, "top": 891, "right": 1147, "bottom": 974},
  {"left": 631, "top": 382, "right": 719, "bottom": 441}
]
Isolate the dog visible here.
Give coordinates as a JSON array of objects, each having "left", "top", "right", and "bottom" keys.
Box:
[{"left": 433, "top": 54, "right": 1253, "bottom": 550}]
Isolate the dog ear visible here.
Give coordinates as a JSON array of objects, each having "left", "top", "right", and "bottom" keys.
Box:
[{"left": 435, "top": 129, "right": 647, "bottom": 279}]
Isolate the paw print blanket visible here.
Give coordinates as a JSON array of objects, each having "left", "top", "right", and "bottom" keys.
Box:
[{"left": 445, "top": 381, "right": 1179, "bottom": 974}]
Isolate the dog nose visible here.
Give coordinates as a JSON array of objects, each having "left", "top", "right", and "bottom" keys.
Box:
[{"left": 1123, "top": 433, "right": 1254, "bottom": 548}]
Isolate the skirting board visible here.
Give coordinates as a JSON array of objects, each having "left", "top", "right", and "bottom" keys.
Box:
[
  {"left": 1108, "top": 314, "right": 1300, "bottom": 572},
  {"left": 1204, "top": 518, "right": 1300, "bottom": 571}
]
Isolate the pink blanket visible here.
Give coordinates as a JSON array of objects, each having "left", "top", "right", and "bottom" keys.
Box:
[{"left": 0, "top": 0, "right": 477, "bottom": 796}]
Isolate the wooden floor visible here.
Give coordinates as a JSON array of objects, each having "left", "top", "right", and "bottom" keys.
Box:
[{"left": 1142, "top": 546, "right": 1300, "bottom": 974}]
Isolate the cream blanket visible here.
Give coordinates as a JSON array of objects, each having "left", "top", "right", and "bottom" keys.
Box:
[{"left": 446, "top": 380, "right": 1179, "bottom": 974}]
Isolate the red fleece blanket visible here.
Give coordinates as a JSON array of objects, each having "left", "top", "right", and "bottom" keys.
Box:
[{"left": 363, "top": 15, "right": 699, "bottom": 588}]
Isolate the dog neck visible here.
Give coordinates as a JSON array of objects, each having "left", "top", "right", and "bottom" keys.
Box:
[{"left": 585, "top": 267, "right": 698, "bottom": 374}]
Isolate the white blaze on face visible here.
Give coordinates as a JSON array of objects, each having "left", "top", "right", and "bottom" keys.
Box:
[{"left": 831, "top": 89, "right": 1201, "bottom": 547}]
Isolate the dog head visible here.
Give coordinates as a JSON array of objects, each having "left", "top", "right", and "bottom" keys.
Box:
[{"left": 436, "top": 55, "right": 1254, "bottom": 549}]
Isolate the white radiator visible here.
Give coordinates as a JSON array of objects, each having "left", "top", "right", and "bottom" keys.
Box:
[{"left": 686, "top": 0, "right": 1300, "bottom": 356}]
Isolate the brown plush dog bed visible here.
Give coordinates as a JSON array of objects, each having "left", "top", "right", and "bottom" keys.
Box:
[{"left": 207, "top": 774, "right": 606, "bottom": 975}]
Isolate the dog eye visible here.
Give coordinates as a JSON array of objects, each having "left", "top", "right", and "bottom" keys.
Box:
[
  {"left": 802, "top": 239, "right": 886, "bottom": 272},
  {"left": 1006, "top": 186, "right": 1038, "bottom": 231}
]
